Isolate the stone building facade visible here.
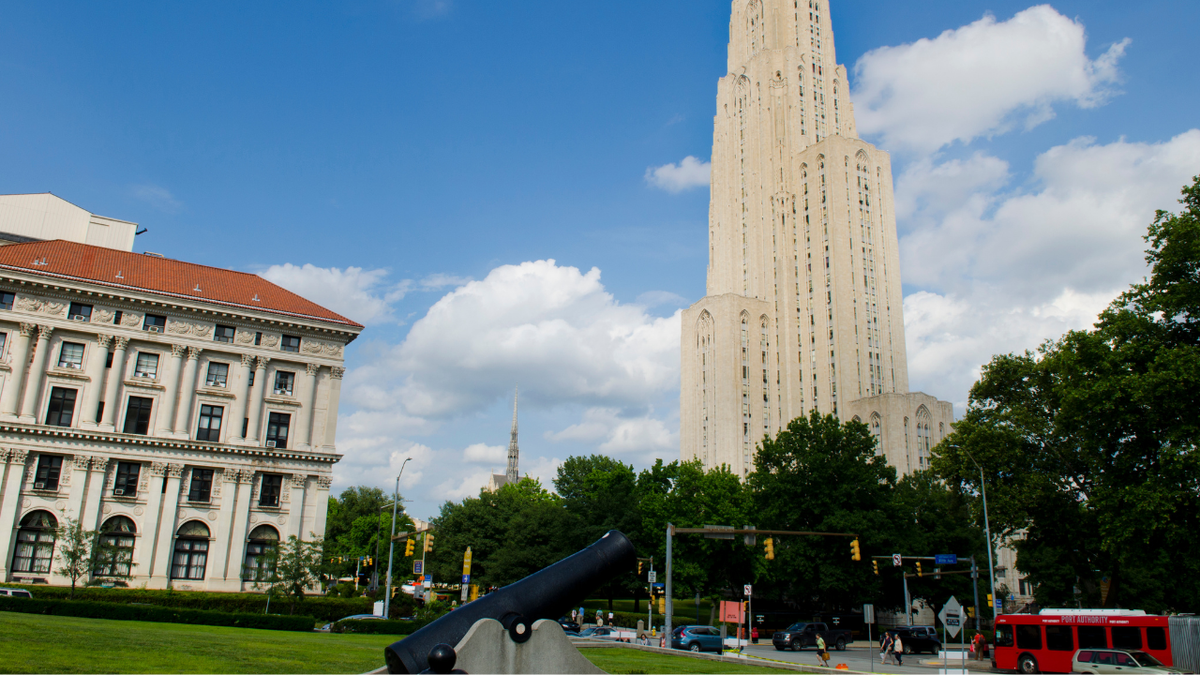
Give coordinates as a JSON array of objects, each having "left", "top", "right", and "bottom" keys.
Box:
[
  {"left": 681, "top": 0, "right": 953, "bottom": 476},
  {"left": 0, "top": 235, "right": 361, "bottom": 591}
]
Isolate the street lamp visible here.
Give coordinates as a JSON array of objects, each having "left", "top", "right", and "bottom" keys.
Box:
[
  {"left": 956, "top": 445, "right": 999, "bottom": 622},
  {"left": 383, "top": 457, "right": 413, "bottom": 618}
]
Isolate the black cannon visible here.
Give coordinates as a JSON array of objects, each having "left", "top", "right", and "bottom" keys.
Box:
[{"left": 384, "top": 529, "right": 636, "bottom": 673}]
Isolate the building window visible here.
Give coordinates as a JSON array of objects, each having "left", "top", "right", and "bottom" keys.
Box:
[
  {"left": 265, "top": 412, "right": 290, "bottom": 448},
  {"left": 122, "top": 397, "right": 153, "bottom": 435},
  {"left": 67, "top": 302, "right": 92, "bottom": 322},
  {"left": 94, "top": 516, "right": 136, "bottom": 577},
  {"left": 58, "top": 342, "right": 85, "bottom": 369},
  {"left": 114, "top": 462, "right": 140, "bottom": 497},
  {"left": 45, "top": 387, "right": 77, "bottom": 427},
  {"left": 242, "top": 525, "right": 279, "bottom": 582},
  {"left": 34, "top": 455, "right": 63, "bottom": 490},
  {"left": 171, "top": 521, "right": 210, "bottom": 580},
  {"left": 254, "top": 332, "right": 262, "bottom": 346},
  {"left": 188, "top": 468, "right": 214, "bottom": 502},
  {"left": 133, "top": 353, "right": 159, "bottom": 379},
  {"left": 196, "top": 405, "right": 223, "bottom": 442},
  {"left": 248, "top": 370, "right": 255, "bottom": 387},
  {"left": 12, "top": 510, "right": 57, "bottom": 574},
  {"left": 259, "top": 474, "right": 283, "bottom": 507},
  {"left": 214, "top": 325, "right": 236, "bottom": 343},
  {"left": 205, "top": 362, "right": 228, "bottom": 388},
  {"left": 143, "top": 314, "right": 167, "bottom": 332},
  {"left": 113, "top": 310, "right": 123, "bottom": 325},
  {"left": 0, "top": 332, "right": 6, "bottom": 356},
  {"left": 280, "top": 335, "right": 301, "bottom": 353},
  {"left": 0, "top": 292, "right": 14, "bottom": 310},
  {"left": 273, "top": 371, "right": 294, "bottom": 396}
]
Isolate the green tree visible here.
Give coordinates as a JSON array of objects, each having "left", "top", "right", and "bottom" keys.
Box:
[
  {"left": 257, "top": 535, "right": 327, "bottom": 615},
  {"left": 934, "top": 177, "right": 1200, "bottom": 612},
  {"left": 324, "top": 486, "right": 414, "bottom": 587},
  {"left": 53, "top": 516, "right": 97, "bottom": 598}
]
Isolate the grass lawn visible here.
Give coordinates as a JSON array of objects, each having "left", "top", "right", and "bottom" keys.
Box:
[{"left": 583, "top": 648, "right": 795, "bottom": 674}]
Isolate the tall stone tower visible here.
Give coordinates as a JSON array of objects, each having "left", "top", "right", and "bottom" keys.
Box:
[
  {"left": 506, "top": 387, "right": 520, "bottom": 483},
  {"left": 680, "top": 0, "right": 953, "bottom": 477}
]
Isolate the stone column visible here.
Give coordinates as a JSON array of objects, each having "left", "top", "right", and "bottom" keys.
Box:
[
  {"left": 136, "top": 462, "right": 168, "bottom": 585},
  {"left": 99, "top": 337, "right": 130, "bottom": 431},
  {"left": 225, "top": 471, "right": 256, "bottom": 589},
  {"left": 0, "top": 450, "right": 29, "bottom": 578},
  {"left": 211, "top": 469, "right": 241, "bottom": 585},
  {"left": 171, "top": 347, "right": 202, "bottom": 436},
  {"left": 79, "top": 335, "right": 112, "bottom": 429},
  {"left": 284, "top": 474, "right": 307, "bottom": 540},
  {"left": 321, "top": 367, "right": 345, "bottom": 448},
  {"left": 156, "top": 345, "right": 186, "bottom": 435},
  {"left": 312, "top": 475, "right": 332, "bottom": 542},
  {"left": 64, "top": 454, "right": 91, "bottom": 521},
  {"left": 244, "top": 357, "right": 270, "bottom": 444},
  {"left": 230, "top": 355, "right": 253, "bottom": 441},
  {"left": 0, "top": 324, "right": 37, "bottom": 420},
  {"left": 81, "top": 457, "right": 111, "bottom": 531},
  {"left": 149, "top": 464, "right": 184, "bottom": 586},
  {"left": 295, "top": 364, "right": 319, "bottom": 448},
  {"left": 17, "top": 325, "right": 54, "bottom": 423}
]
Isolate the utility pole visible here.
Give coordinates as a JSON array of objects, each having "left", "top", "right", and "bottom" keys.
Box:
[
  {"left": 383, "top": 457, "right": 413, "bottom": 619},
  {"left": 959, "top": 447, "right": 999, "bottom": 623},
  {"left": 665, "top": 524, "right": 674, "bottom": 647}
]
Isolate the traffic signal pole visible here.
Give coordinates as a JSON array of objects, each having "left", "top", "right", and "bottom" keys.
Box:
[
  {"left": 665, "top": 524, "right": 674, "bottom": 647},
  {"left": 383, "top": 457, "right": 413, "bottom": 619}
]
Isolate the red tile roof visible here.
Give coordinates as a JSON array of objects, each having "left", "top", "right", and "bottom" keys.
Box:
[{"left": 0, "top": 240, "right": 363, "bottom": 329}]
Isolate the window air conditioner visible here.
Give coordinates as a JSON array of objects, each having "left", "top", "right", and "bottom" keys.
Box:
[
  {"left": 265, "top": 440, "right": 277, "bottom": 448},
  {"left": 146, "top": 325, "right": 162, "bottom": 333},
  {"left": 135, "top": 372, "right": 152, "bottom": 378},
  {"left": 64, "top": 363, "right": 81, "bottom": 369},
  {"left": 274, "top": 389, "right": 291, "bottom": 396},
  {"left": 33, "top": 482, "right": 45, "bottom": 489},
  {"left": 113, "top": 488, "right": 125, "bottom": 496},
  {"left": 70, "top": 315, "right": 88, "bottom": 322}
]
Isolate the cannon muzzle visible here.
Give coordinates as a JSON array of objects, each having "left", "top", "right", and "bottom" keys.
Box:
[{"left": 384, "top": 529, "right": 636, "bottom": 673}]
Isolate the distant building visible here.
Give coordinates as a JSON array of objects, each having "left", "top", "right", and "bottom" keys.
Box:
[
  {"left": 485, "top": 388, "right": 520, "bottom": 492},
  {"left": 0, "top": 202, "right": 362, "bottom": 591}
]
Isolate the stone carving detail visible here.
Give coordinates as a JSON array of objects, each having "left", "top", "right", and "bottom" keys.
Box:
[
  {"left": 289, "top": 474, "right": 307, "bottom": 488},
  {"left": 19, "top": 323, "right": 37, "bottom": 338},
  {"left": 239, "top": 470, "right": 255, "bottom": 484},
  {"left": 305, "top": 363, "right": 320, "bottom": 377},
  {"left": 171, "top": 344, "right": 187, "bottom": 358},
  {"left": 92, "top": 308, "right": 115, "bottom": 324},
  {"left": 168, "top": 320, "right": 214, "bottom": 339},
  {"left": 59, "top": 467, "right": 71, "bottom": 487},
  {"left": 235, "top": 330, "right": 255, "bottom": 345},
  {"left": 120, "top": 312, "right": 142, "bottom": 328},
  {"left": 255, "top": 356, "right": 271, "bottom": 370},
  {"left": 36, "top": 325, "right": 55, "bottom": 341},
  {"left": 96, "top": 334, "right": 113, "bottom": 349},
  {"left": 10, "top": 449, "right": 28, "bottom": 465},
  {"left": 316, "top": 475, "right": 332, "bottom": 489},
  {"left": 206, "top": 511, "right": 219, "bottom": 521},
  {"left": 15, "top": 296, "right": 67, "bottom": 317},
  {"left": 114, "top": 336, "right": 131, "bottom": 351},
  {"left": 260, "top": 334, "right": 280, "bottom": 348},
  {"left": 133, "top": 505, "right": 145, "bottom": 516},
  {"left": 241, "top": 354, "right": 255, "bottom": 368},
  {"left": 167, "top": 464, "right": 185, "bottom": 479},
  {"left": 222, "top": 468, "right": 241, "bottom": 483},
  {"left": 278, "top": 515, "right": 288, "bottom": 526},
  {"left": 102, "top": 504, "right": 112, "bottom": 514},
  {"left": 186, "top": 346, "right": 203, "bottom": 361},
  {"left": 22, "top": 498, "right": 31, "bottom": 509},
  {"left": 330, "top": 367, "right": 345, "bottom": 380},
  {"left": 301, "top": 340, "right": 345, "bottom": 358},
  {"left": 149, "top": 462, "right": 168, "bottom": 477},
  {"left": 73, "top": 454, "right": 91, "bottom": 471}
]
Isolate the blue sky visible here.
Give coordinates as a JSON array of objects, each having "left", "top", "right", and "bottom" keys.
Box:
[{"left": 2, "top": 1, "right": 1198, "bottom": 519}]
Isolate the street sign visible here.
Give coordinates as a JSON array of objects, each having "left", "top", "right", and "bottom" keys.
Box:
[
  {"left": 863, "top": 604, "right": 875, "bottom": 624},
  {"left": 461, "top": 574, "right": 470, "bottom": 584},
  {"left": 935, "top": 554, "right": 958, "bottom": 565},
  {"left": 938, "top": 595, "right": 963, "bottom": 638},
  {"left": 704, "top": 524, "right": 735, "bottom": 540},
  {"left": 648, "top": 571, "right": 657, "bottom": 583},
  {"left": 413, "top": 560, "right": 423, "bottom": 574},
  {"left": 744, "top": 584, "right": 752, "bottom": 597},
  {"left": 892, "top": 553, "right": 902, "bottom": 567}
]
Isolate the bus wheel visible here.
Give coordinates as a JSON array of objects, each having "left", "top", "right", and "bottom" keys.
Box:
[{"left": 1018, "top": 654, "right": 1039, "bottom": 674}]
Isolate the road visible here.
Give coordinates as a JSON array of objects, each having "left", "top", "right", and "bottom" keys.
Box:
[{"left": 735, "top": 643, "right": 989, "bottom": 674}]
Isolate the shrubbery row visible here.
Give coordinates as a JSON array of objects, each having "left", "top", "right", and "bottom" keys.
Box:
[
  {"left": 0, "top": 595, "right": 315, "bottom": 631},
  {"left": 0, "top": 585, "right": 370, "bottom": 622},
  {"left": 331, "top": 618, "right": 432, "bottom": 635}
]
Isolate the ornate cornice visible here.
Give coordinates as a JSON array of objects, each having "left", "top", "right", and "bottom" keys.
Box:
[
  {"left": 113, "top": 336, "right": 130, "bottom": 351},
  {"left": 305, "top": 363, "right": 320, "bottom": 377},
  {"left": 96, "top": 334, "right": 113, "bottom": 350},
  {"left": 330, "top": 367, "right": 345, "bottom": 380}
]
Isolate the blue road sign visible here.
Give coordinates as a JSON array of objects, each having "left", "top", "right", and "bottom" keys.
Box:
[
  {"left": 462, "top": 574, "right": 471, "bottom": 584},
  {"left": 413, "top": 560, "right": 423, "bottom": 574},
  {"left": 935, "top": 554, "right": 958, "bottom": 565}
]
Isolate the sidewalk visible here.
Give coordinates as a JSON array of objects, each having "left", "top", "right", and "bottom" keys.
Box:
[{"left": 918, "top": 655, "right": 993, "bottom": 672}]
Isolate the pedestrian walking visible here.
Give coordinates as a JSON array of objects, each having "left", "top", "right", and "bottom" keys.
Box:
[
  {"left": 893, "top": 634, "right": 904, "bottom": 666},
  {"left": 972, "top": 632, "right": 985, "bottom": 660},
  {"left": 880, "top": 632, "right": 893, "bottom": 665},
  {"left": 817, "top": 634, "right": 830, "bottom": 667}
]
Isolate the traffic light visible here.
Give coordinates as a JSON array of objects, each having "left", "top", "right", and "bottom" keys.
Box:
[
  {"left": 967, "top": 607, "right": 975, "bottom": 618},
  {"left": 638, "top": 561, "right": 643, "bottom": 575},
  {"left": 916, "top": 562, "right": 923, "bottom": 577},
  {"left": 850, "top": 538, "right": 861, "bottom": 561},
  {"left": 404, "top": 538, "right": 416, "bottom": 556},
  {"left": 764, "top": 537, "right": 775, "bottom": 560},
  {"left": 424, "top": 532, "right": 435, "bottom": 553},
  {"left": 873, "top": 560, "right": 880, "bottom": 575}
]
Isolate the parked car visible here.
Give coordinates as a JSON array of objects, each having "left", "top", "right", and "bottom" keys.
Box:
[
  {"left": 889, "top": 625, "right": 942, "bottom": 654},
  {"left": 0, "top": 588, "right": 33, "bottom": 598},
  {"left": 1073, "top": 648, "right": 1182, "bottom": 674},
  {"left": 558, "top": 617, "right": 581, "bottom": 634},
  {"left": 320, "top": 614, "right": 386, "bottom": 631},
  {"left": 671, "top": 625, "right": 725, "bottom": 653},
  {"left": 772, "top": 622, "right": 853, "bottom": 651},
  {"left": 578, "top": 626, "right": 636, "bottom": 642}
]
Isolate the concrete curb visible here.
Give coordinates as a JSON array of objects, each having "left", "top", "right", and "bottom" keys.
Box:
[{"left": 572, "top": 639, "right": 917, "bottom": 674}]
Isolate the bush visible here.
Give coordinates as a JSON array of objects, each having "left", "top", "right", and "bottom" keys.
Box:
[
  {"left": 0, "top": 584, "right": 369, "bottom": 623},
  {"left": 0, "top": 596, "right": 314, "bottom": 631},
  {"left": 331, "top": 618, "right": 431, "bottom": 635}
]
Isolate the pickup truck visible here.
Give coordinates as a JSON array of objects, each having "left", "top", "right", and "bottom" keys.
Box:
[{"left": 771, "top": 622, "right": 853, "bottom": 652}]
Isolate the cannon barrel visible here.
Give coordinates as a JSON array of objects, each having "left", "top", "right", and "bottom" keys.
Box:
[{"left": 384, "top": 529, "right": 636, "bottom": 673}]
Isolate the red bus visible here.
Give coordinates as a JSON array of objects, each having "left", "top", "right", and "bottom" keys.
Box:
[{"left": 993, "top": 610, "right": 1173, "bottom": 673}]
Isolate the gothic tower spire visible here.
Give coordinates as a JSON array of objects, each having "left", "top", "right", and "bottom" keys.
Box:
[{"left": 506, "top": 386, "right": 519, "bottom": 483}]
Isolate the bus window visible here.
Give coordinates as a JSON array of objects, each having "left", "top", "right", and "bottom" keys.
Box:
[
  {"left": 1146, "top": 627, "right": 1166, "bottom": 651},
  {"left": 1113, "top": 627, "right": 1142, "bottom": 650},
  {"left": 1017, "top": 625, "right": 1043, "bottom": 650},
  {"left": 996, "top": 625, "right": 1014, "bottom": 648},
  {"left": 1046, "top": 625, "right": 1074, "bottom": 651},
  {"left": 1078, "top": 626, "right": 1108, "bottom": 649}
]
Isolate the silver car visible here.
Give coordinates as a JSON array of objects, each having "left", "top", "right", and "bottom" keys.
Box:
[{"left": 1072, "top": 649, "right": 1180, "bottom": 674}]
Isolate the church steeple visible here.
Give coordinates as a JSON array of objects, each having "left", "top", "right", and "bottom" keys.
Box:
[{"left": 505, "top": 386, "right": 519, "bottom": 483}]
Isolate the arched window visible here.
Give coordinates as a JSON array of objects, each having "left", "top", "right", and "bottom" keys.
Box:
[
  {"left": 12, "top": 510, "right": 57, "bottom": 574},
  {"left": 95, "top": 516, "right": 136, "bottom": 577},
  {"left": 171, "top": 521, "right": 210, "bottom": 580},
  {"left": 243, "top": 525, "right": 280, "bottom": 582},
  {"left": 871, "top": 413, "right": 882, "bottom": 449}
]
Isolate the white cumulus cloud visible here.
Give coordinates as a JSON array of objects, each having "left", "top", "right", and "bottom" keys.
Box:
[
  {"left": 645, "top": 156, "right": 712, "bottom": 193},
  {"left": 545, "top": 407, "right": 678, "bottom": 456},
  {"left": 259, "top": 263, "right": 412, "bottom": 326},
  {"left": 853, "top": 5, "right": 1130, "bottom": 154}
]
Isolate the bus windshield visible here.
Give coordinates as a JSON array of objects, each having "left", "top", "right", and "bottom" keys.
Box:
[{"left": 995, "top": 625, "right": 1014, "bottom": 648}]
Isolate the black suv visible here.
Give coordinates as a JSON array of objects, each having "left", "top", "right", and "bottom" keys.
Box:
[{"left": 888, "top": 626, "right": 942, "bottom": 654}]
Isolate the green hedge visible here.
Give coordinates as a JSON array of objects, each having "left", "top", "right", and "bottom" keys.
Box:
[
  {"left": 0, "top": 596, "right": 314, "bottom": 631},
  {"left": 0, "top": 585, "right": 370, "bottom": 623},
  {"left": 331, "top": 618, "right": 431, "bottom": 635}
]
